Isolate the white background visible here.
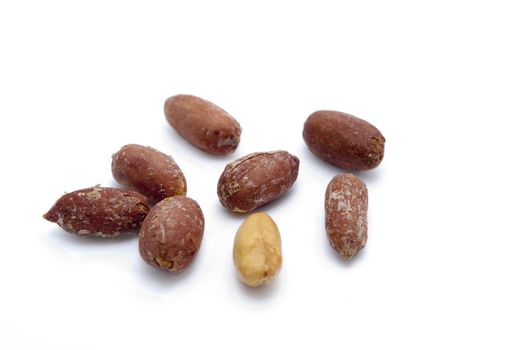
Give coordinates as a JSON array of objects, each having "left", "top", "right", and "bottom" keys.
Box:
[{"left": 1, "top": 1, "right": 524, "bottom": 349}]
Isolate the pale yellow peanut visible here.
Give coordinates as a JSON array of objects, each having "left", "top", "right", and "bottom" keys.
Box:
[{"left": 233, "top": 212, "right": 282, "bottom": 287}]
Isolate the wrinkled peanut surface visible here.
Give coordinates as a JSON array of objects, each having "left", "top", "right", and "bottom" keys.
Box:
[{"left": 233, "top": 212, "right": 282, "bottom": 287}]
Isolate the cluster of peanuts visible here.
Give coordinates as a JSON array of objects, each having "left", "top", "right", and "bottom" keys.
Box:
[{"left": 44, "top": 94, "right": 385, "bottom": 287}]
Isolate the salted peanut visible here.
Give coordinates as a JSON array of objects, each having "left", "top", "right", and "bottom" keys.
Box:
[
  {"left": 43, "top": 186, "right": 149, "bottom": 237},
  {"left": 217, "top": 151, "right": 299, "bottom": 212},
  {"left": 112, "top": 144, "right": 186, "bottom": 203},
  {"left": 325, "top": 174, "right": 368, "bottom": 259},
  {"left": 139, "top": 196, "right": 204, "bottom": 272},
  {"left": 303, "top": 110, "right": 385, "bottom": 170},
  {"left": 164, "top": 94, "right": 241, "bottom": 155},
  {"left": 233, "top": 212, "right": 282, "bottom": 287}
]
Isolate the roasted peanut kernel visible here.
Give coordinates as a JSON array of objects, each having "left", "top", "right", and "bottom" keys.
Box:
[
  {"left": 43, "top": 186, "right": 149, "bottom": 237},
  {"left": 164, "top": 94, "right": 241, "bottom": 155},
  {"left": 139, "top": 196, "right": 204, "bottom": 272},
  {"left": 112, "top": 144, "right": 187, "bottom": 204},
  {"left": 233, "top": 212, "right": 282, "bottom": 287},
  {"left": 325, "top": 174, "right": 368, "bottom": 259},
  {"left": 217, "top": 151, "right": 299, "bottom": 212},
  {"left": 303, "top": 110, "right": 385, "bottom": 170}
]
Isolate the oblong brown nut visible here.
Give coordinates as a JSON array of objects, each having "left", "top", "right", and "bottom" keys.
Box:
[
  {"left": 164, "top": 94, "right": 241, "bottom": 155},
  {"left": 217, "top": 151, "right": 299, "bottom": 213},
  {"left": 303, "top": 110, "right": 385, "bottom": 170},
  {"left": 111, "top": 144, "right": 187, "bottom": 204},
  {"left": 43, "top": 186, "right": 149, "bottom": 237},
  {"left": 325, "top": 174, "right": 368, "bottom": 259},
  {"left": 233, "top": 212, "right": 282, "bottom": 287},
  {"left": 139, "top": 196, "right": 204, "bottom": 272}
]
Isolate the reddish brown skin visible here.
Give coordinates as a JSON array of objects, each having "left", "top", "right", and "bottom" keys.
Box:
[
  {"left": 303, "top": 111, "right": 385, "bottom": 170},
  {"left": 43, "top": 187, "right": 149, "bottom": 237},
  {"left": 111, "top": 144, "right": 187, "bottom": 204},
  {"left": 164, "top": 94, "right": 241, "bottom": 155},
  {"left": 325, "top": 174, "right": 368, "bottom": 259},
  {"left": 139, "top": 196, "right": 205, "bottom": 272},
  {"left": 217, "top": 151, "right": 300, "bottom": 213}
]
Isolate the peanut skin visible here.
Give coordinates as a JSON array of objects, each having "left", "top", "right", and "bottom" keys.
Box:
[
  {"left": 164, "top": 94, "right": 241, "bottom": 155},
  {"left": 43, "top": 186, "right": 149, "bottom": 237},
  {"left": 303, "top": 110, "right": 385, "bottom": 170},
  {"left": 233, "top": 212, "right": 282, "bottom": 287},
  {"left": 325, "top": 174, "right": 368, "bottom": 259},
  {"left": 217, "top": 151, "right": 299, "bottom": 212},
  {"left": 111, "top": 144, "right": 187, "bottom": 204},
  {"left": 139, "top": 196, "right": 204, "bottom": 272}
]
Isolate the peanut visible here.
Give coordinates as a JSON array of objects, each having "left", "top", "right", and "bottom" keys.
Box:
[{"left": 233, "top": 212, "right": 282, "bottom": 287}]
